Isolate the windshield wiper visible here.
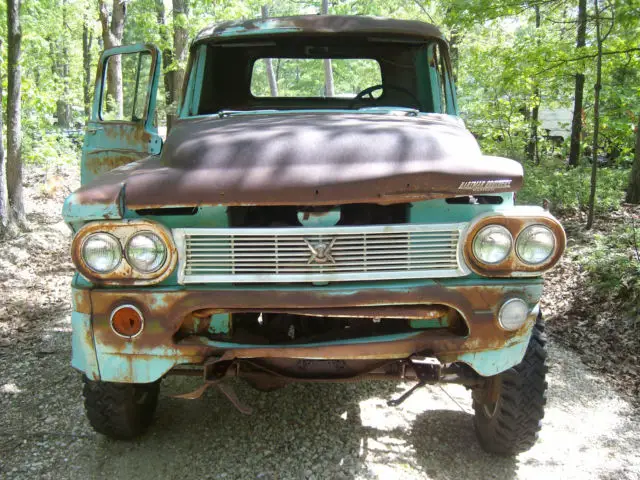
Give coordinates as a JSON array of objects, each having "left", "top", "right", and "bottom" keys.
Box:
[
  {"left": 217, "top": 109, "right": 280, "bottom": 118},
  {"left": 356, "top": 106, "right": 420, "bottom": 116}
]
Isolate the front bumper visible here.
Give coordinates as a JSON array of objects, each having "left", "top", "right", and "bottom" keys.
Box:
[{"left": 71, "top": 278, "right": 542, "bottom": 383}]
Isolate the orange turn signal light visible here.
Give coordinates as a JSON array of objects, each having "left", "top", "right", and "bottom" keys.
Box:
[{"left": 110, "top": 305, "right": 144, "bottom": 338}]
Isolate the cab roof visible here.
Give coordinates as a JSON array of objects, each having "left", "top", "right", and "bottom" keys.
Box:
[{"left": 194, "top": 15, "right": 445, "bottom": 44}]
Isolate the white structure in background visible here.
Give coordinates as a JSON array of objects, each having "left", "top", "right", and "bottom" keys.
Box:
[{"left": 539, "top": 108, "right": 573, "bottom": 142}]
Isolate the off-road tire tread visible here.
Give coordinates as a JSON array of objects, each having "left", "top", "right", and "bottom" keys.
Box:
[
  {"left": 82, "top": 377, "right": 160, "bottom": 440},
  {"left": 473, "top": 314, "right": 548, "bottom": 455}
]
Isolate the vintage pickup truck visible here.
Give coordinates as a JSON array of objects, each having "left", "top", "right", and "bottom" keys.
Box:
[{"left": 63, "top": 15, "right": 564, "bottom": 455}]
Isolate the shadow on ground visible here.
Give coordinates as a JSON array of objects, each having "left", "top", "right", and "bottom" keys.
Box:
[{"left": 2, "top": 324, "right": 639, "bottom": 480}]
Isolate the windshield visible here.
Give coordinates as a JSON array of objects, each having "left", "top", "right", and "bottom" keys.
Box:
[{"left": 189, "top": 37, "right": 454, "bottom": 115}]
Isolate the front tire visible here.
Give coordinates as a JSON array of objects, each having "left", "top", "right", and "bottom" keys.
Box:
[
  {"left": 472, "top": 314, "right": 548, "bottom": 455},
  {"left": 82, "top": 377, "right": 160, "bottom": 440}
]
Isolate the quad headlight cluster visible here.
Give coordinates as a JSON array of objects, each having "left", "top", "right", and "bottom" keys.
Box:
[
  {"left": 465, "top": 213, "right": 565, "bottom": 276},
  {"left": 72, "top": 221, "right": 176, "bottom": 285}
]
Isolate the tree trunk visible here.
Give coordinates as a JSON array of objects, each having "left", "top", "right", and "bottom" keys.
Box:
[
  {"left": 321, "top": 0, "right": 334, "bottom": 97},
  {"left": 155, "top": 0, "right": 175, "bottom": 128},
  {"left": 526, "top": 6, "right": 541, "bottom": 164},
  {"left": 7, "top": 0, "right": 25, "bottom": 229},
  {"left": 568, "top": 0, "right": 587, "bottom": 166},
  {"left": 586, "top": 0, "right": 603, "bottom": 230},
  {"left": 261, "top": 6, "right": 278, "bottom": 97},
  {"left": 625, "top": 116, "right": 640, "bottom": 204},
  {"left": 172, "top": 0, "right": 189, "bottom": 103},
  {"left": 98, "top": 0, "right": 126, "bottom": 118},
  {"left": 57, "top": 0, "right": 71, "bottom": 128},
  {"left": 83, "top": 18, "right": 93, "bottom": 119},
  {"left": 56, "top": 100, "right": 72, "bottom": 128},
  {"left": 0, "top": 40, "right": 8, "bottom": 235}
]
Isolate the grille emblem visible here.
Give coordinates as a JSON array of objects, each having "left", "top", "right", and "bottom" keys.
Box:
[{"left": 304, "top": 238, "right": 337, "bottom": 264}]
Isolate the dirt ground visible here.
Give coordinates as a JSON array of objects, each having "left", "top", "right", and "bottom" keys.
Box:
[{"left": 1, "top": 164, "right": 639, "bottom": 479}]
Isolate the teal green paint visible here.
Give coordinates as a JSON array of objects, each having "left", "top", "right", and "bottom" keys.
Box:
[
  {"left": 178, "top": 50, "right": 196, "bottom": 117},
  {"left": 410, "top": 316, "right": 448, "bottom": 329},
  {"left": 427, "top": 44, "right": 442, "bottom": 113},
  {"left": 81, "top": 43, "right": 162, "bottom": 185},
  {"left": 147, "top": 292, "right": 171, "bottom": 310},
  {"left": 179, "top": 46, "right": 206, "bottom": 117},
  {"left": 98, "top": 341, "right": 183, "bottom": 356},
  {"left": 123, "top": 205, "right": 229, "bottom": 228},
  {"left": 62, "top": 191, "right": 123, "bottom": 223},
  {"left": 72, "top": 276, "right": 542, "bottom": 294},
  {"left": 97, "top": 353, "right": 180, "bottom": 383},
  {"left": 415, "top": 47, "right": 431, "bottom": 112},
  {"left": 208, "top": 313, "right": 230, "bottom": 335},
  {"left": 194, "top": 331, "right": 422, "bottom": 350},
  {"left": 72, "top": 274, "right": 94, "bottom": 289},
  {"left": 457, "top": 330, "right": 531, "bottom": 376},
  {"left": 70, "top": 311, "right": 101, "bottom": 380},
  {"left": 444, "top": 65, "right": 457, "bottom": 114},
  {"left": 409, "top": 194, "right": 514, "bottom": 223},
  {"left": 191, "top": 45, "right": 207, "bottom": 116}
]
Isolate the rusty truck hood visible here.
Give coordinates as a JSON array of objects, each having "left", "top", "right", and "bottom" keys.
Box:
[{"left": 65, "top": 112, "right": 523, "bottom": 216}]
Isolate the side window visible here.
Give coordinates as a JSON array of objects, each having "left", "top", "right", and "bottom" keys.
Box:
[{"left": 101, "top": 51, "right": 153, "bottom": 122}]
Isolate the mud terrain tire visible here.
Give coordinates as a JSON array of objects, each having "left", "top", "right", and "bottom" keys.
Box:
[
  {"left": 472, "top": 314, "right": 547, "bottom": 455},
  {"left": 82, "top": 377, "right": 160, "bottom": 440}
]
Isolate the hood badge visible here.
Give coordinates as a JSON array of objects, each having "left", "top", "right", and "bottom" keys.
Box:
[
  {"left": 458, "top": 179, "right": 512, "bottom": 192},
  {"left": 304, "top": 238, "right": 337, "bottom": 265}
]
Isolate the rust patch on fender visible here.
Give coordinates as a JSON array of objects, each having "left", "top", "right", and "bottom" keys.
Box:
[
  {"left": 72, "top": 288, "right": 92, "bottom": 314},
  {"left": 88, "top": 283, "right": 536, "bottom": 363}
]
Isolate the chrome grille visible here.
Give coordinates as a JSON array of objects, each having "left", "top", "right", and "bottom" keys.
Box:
[{"left": 174, "top": 223, "right": 469, "bottom": 284}]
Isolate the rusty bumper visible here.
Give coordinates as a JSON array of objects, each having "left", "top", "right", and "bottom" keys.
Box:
[{"left": 71, "top": 278, "right": 543, "bottom": 383}]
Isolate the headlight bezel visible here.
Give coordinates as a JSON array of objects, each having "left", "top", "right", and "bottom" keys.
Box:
[
  {"left": 71, "top": 220, "right": 176, "bottom": 285},
  {"left": 463, "top": 212, "right": 565, "bottom": 277}
]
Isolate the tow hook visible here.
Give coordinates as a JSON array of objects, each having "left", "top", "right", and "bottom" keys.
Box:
[
  {"left": 170, "top": 357, "right": 253, "bottom": 415},
  {"left": 387, "top": 356, "right": 442, "bottom": 407}
]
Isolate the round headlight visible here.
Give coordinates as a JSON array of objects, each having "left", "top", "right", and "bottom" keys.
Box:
[
  {"left": 472, "top": 225, "right": 513, "bottom": 265},
  {"left": 516, "top": 225, "right": 555, "bottom": 265},
  {"left": 498, "top": 298, "right": 530, "bottom": 331},
  {"left": 125, "top": 232, "right": 167, "bottom": 273},
  {"left": 82, "top": 233, "right": 122, "bottom": 273}
]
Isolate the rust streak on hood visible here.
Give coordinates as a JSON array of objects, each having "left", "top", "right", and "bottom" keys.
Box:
[{"left": 71, "top": 113, "right": 523, "bottom": 209}]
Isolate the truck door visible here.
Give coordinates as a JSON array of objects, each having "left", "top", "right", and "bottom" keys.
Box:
[{"left": 81, "top": 44, "right": 162, "bottom": 185}]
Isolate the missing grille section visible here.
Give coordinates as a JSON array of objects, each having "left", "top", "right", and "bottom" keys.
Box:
[
  {"left": 135, "top": 206, "right": 199, "bottom": 216},
  {"left": 227, "top": 203, "right": 409, "bottom": 227},
  {"left": 175, "top": 305, "right": 468, "bottom": 345},
  {"left": 445, "top": 195, "right": 503, "bottom": 205}
]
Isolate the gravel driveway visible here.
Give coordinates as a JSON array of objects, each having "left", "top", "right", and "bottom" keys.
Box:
[{"left": 1, "top": 320, "right": 639, "bottom": 480}]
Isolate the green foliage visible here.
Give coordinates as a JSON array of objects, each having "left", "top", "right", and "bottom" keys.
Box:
[
  {"left": 518, "top": 163, "right": 629, "bottom": 213},
  {"left": 6, "top": 0, "right": 639, "bottom": 215},
  {"left": 24, "top": 131, "right": 80, "bottom": 166},
  {"left": 581, "top": 222, "right": 640, "bottom": 308}
]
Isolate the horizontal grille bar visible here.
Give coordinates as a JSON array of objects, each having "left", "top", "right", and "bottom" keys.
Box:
[{"left": 174, "top": 223, "right": 469, "bottom": 284}]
